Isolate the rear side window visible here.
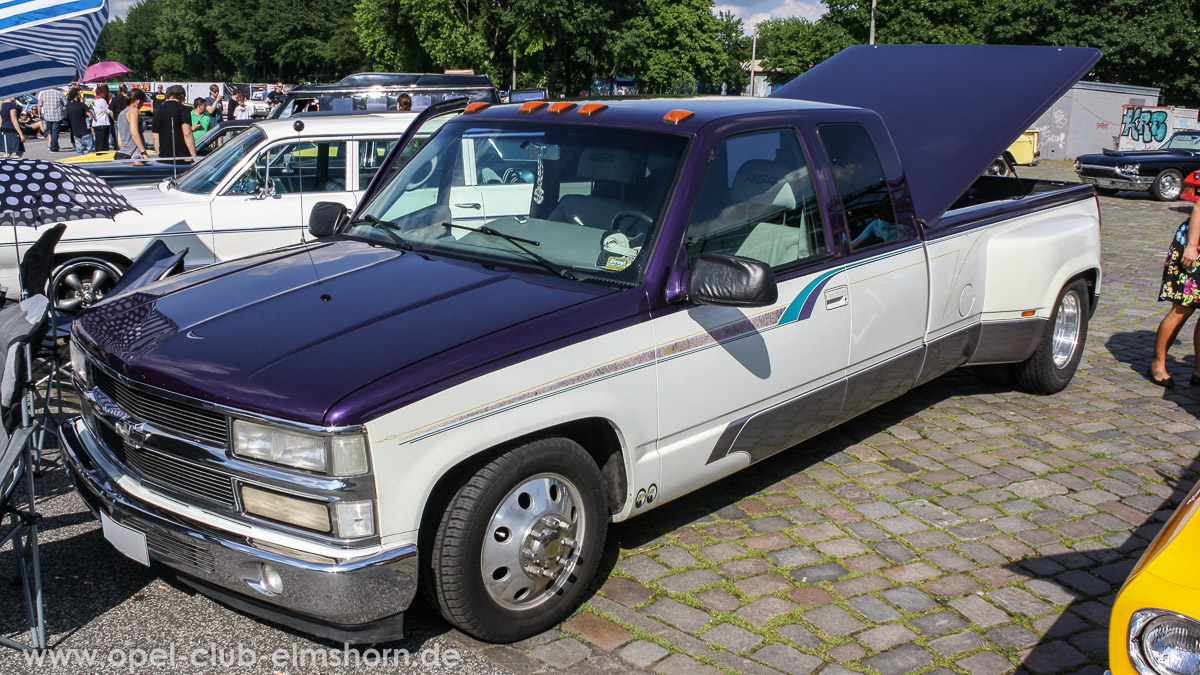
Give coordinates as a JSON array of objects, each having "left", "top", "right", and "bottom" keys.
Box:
[
  {"left": 817, "top": 124, "right": 904, "bottom": 251},
  {"left": 685, "top": 128, "right": 828, "bottom": 269}
]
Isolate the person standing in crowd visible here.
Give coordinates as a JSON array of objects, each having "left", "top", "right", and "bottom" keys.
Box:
[
  {"left": 233, "top": 92, "right": 249, "bottom": 120},
  {"left": 190, "top": 97, "right": 212, "bottom": 142},
  {"left": 65, "top": 88, "right": 94, "bottom": 156},
  {"left": 92, "top": 84, "right": 112, "bottom": 152},
  {"left": 152, "top": 84, "right": 166, "bottom": 113},
  {"left": 152, "top": 84, "right": 195, "bottom": 159},
  {"left": 117, "top": 88, "right": 149, "bottom": 159},
  {"left": 267, "top": 82, "right": 284, "bottom": 110},
  {"left": 205, "top": 84, "right": 222, "bottom": 119},
  {"left": 36, "top": 86, "right": 65, "bottom": 151},
  {"left": 397, "top": 93, "right": 412, "bottom": 111},
  {"left": 0, "top": 96, "right": 26, "bottom": 158},
  {"left": 109, "top": 84, "right": 128, "bottom": 151}
]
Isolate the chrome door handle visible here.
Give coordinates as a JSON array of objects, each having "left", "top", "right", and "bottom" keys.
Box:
[
  {"left": 455, "top": 202, "right": 481, "bottom": 209},
  {"left": 824, "top": 285, "right": 848, "bottom": 309}
]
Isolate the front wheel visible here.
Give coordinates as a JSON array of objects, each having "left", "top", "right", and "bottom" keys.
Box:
[
  {"left": 422, "top": 437, "right": 608, "bottom": 642},
  {"left": 49, "top": 257, "right": 124, "bottom": 312},
  {"left": 1014, "top": 279, "right": 1090, "bottom": 395},
  {"left": 1151, "top": 169, "right": 1183, "bottom": 201}
]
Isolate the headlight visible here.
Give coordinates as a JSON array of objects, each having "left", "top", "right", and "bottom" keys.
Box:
[
  {"left": 69, "top": 340, "right": 89, "bottom": 385},
  {"left": 1130, "top": 609, "right": 1200, "bottom": 675},
  {"left": 233, "top": 420, "right": 369, "bottom": 476},
  {"left": 1118, "top": 162, "right": 1141, "bottom": 176},
  {"left": 241, "top": 485, "right": 331, "bottom": 532},
  {"left": 1074, "top": 158, "right": 1082, "bottom": 172}
]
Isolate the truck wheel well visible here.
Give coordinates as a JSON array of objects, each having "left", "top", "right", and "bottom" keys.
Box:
[
  {"left": 419, "top": 418, "right": 628, "bottom": 544},
  {"left": 52, "top": 251, "right": 133, "bottom": 271},
  {"left": 1071, "top": 268, "right": 1099, "bottom": 315}
]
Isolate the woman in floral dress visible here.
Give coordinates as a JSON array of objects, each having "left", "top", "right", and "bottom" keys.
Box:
[{"left": 1152, "top": 202, "right": 1200, "bottom": 386}]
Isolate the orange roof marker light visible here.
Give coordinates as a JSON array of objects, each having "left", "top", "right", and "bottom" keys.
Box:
[
  {"left": 465, "top": 101, "right": 491, "bottom": 114},
  {"left": 519, "top": 101, "right": 548, "bottom": 114},
  {"left": 547, "top": 101, "right": 577, "bottom": 115},
  {"left": 577, "top": 103, "right": 608, "bottom": 117},
  {"left": 663, "top": 109, "right": 695, "bottom": 125}
]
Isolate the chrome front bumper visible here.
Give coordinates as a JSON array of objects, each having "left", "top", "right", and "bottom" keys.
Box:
[
  {"left": 62, "top": 418, "right": 417, "bottom": 643},
  {"left": 1076, "top": 174, "right": 1154, "bottom": 191}
]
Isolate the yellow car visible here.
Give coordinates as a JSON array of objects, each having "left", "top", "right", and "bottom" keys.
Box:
[
  {"left": 59, "top": 150, "right": 156, "bottom": 164},
  {"left": 1109, "top": 479, "right": 1200, "bottom": 675}
]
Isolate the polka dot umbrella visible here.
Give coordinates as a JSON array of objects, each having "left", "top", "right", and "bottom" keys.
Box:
[{"left": 0, "top": 158, "right": 139, "bottom": 295}]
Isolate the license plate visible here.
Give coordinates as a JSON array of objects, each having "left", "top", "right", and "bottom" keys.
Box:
[{"left": 101, "top": 512, "right": 149, "bottom": 566}]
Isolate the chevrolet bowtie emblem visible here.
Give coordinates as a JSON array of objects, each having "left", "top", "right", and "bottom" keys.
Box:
[{"left": 115, "top": 420, "right": 150, "bottom": 449}]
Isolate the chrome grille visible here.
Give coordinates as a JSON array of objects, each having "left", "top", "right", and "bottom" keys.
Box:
[
  {"left": 126, "top": 517, "right": 216, "bottom": 573},
  {"left": 120, "top": 443, "right": 238, "bottom": 509},
  {"left": 1077, "top": 166, "right": 1120, "bottom": 178},
  {"left": 94, "top": 369, "right": 229, "bottom": 447}
]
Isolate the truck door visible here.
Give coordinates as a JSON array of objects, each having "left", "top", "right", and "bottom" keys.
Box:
[
  {"left": 814, "top": 122, "right": 929, "bottom": 417},
  {"left": 654, "top": 127, "right": 852, "bottom": 501}
]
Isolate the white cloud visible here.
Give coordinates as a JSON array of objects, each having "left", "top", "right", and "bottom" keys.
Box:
[
  {"left": 716, "top": 0, "right": 827, "bottom": 34},
  {"left": 109, "top": 0, "right": 139, "bottom": 18}
]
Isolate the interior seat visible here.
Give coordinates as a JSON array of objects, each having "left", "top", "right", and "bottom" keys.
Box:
[{"left": 548, "top": 147, "right": 638, "bottom": 232}]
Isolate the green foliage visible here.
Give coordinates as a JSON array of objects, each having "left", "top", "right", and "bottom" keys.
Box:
[
  {"left": 714, "top": 11, "right": 751, "bottom": 92},
  {"left": 757, "top": 17, "right": 853, "bottom": 87}
]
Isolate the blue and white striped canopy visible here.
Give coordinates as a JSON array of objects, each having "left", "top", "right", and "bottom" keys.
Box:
[{"left": 0, "top": 0, "right": 108, "bottom": 99}]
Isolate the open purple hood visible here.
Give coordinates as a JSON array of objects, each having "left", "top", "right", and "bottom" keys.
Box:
[
  {"left": 74, "top": 240, "right": 623, "bottom": 426},
  {"left": 771, "top": 44, "right": 1101, "bottom": 226}
]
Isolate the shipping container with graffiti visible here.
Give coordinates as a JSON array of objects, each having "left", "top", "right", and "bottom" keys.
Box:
[{"left": 1117, "top": 105, "right": 1199, "bottom": 151}]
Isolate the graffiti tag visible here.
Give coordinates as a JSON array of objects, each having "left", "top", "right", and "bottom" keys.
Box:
[
  {"left": 1053, "top": 109, "right": 1067, "bottom": 129},
  {"left": 1121, "top": 106, "right": 1169, "bottom": 143},
  {"left": 1096, "top": 122, "right": 1109, "bottom": 130}
]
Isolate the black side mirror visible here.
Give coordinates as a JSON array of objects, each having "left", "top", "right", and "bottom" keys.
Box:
[
  {"left": 308, "top": 201, "right": 347, "bottom": 238},
  {"left": 687, "top": 254, "right": 778, "bottom": 307}
]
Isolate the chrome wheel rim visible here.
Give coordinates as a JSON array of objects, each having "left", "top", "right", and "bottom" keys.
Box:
[
  {"left": 481, "top": 473, "right": 585, "bottom": 611},
  {"left": 1051, "top": 291, "right": 1081, "bottom": 368},
  {"left": 1161, "top": 174, "right": 1181, "bottom": 200},
  {"left": 52, "top": 259, "right": 122, "bottom": 311}
]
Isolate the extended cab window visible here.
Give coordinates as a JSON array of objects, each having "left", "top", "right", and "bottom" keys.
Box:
[
  {"left": 358, "top": 139, "right": 399, "bottom": 187},
  {"left": 817, "top": 124, "right": 904, "bottom": 251},
  {"left": 685, "top": 128, "right": 827, "bottom": 269},
  {"left": 227, "top": 141, "right": 347, "bottom": 195}
]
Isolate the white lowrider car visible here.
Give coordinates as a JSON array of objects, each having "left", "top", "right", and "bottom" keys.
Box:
[{"left": 0, "top": 112, "right": 418, "bottom": 309}]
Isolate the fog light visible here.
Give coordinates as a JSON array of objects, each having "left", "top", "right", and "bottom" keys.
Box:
[
  {"left": 262, "top": 563, "right": 284, "bottom": 594},
  {"left": 241, "top": 485, "right": 331, "bottom": 532}
]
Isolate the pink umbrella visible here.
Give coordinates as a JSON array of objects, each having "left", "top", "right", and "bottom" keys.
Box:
[{"left": 81, "top": 61, "right": 132, "bottom": 83}]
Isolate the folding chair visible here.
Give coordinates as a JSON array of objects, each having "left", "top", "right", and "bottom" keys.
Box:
[{"left": 0, "top": 295, "right": 50, "bottom": 652}]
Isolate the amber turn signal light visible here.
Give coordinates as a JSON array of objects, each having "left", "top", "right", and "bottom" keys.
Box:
[
  {"left": 465, "top": 101, "right": 491, "bottom": 114},
  {"left": 519, "top": 101, "right": 548, "bottom": 114},
  {"left": 547, "top": 101, "right": 577, "bottom": 115}
]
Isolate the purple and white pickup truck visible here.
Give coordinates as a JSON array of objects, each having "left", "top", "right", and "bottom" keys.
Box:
[{"left": 64, "top": 45, "right": 1103, "bottom": 643}]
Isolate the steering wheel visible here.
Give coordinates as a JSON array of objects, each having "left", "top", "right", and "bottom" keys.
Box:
[
  {"left": 230, "top": 168, "right": 262, "bottom": 194},
  {"left": 502, "top": 167, "right": 523, "bottom": 184},
  {"left": 610, "top": 210, "right": 654, "bottom": 243}
]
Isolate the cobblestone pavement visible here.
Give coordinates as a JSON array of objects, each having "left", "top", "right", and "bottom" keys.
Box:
[{"left": 3, "top": 161, "right": 1198, "bottom": 675}]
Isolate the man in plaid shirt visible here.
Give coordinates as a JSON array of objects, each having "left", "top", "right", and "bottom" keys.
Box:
[{"left": 36, "top": 87, "right": 66, "bottom": 152}]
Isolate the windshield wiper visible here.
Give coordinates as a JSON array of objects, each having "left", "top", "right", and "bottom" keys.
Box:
[
  {"left": 349, "top": 214, "right": 414, "bottom": 250},
  {"left": 443, "top": 222, "right": 576, "bottom": 280}
]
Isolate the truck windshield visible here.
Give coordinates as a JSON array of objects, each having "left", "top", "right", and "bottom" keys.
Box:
[
  {"left": 174, "top": 127, "right": 267, "bottom": 194},
  {"left": 350, "top": 121, "right": 687, "bottom": 284}
]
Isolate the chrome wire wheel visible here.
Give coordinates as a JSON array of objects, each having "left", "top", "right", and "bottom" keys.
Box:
[
  {"left": 481, "top": 472, "right": 585, "bottom": 611},
  {"left": 1051, "top": 290, "right": 1081, "bottom": 369},
  {"left": 51, "top": 257, "right": 123, "bottom": 311}
]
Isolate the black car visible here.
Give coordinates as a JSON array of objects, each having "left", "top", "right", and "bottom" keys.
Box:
[
  {"left": 272, "top": 72, "right": 498, "bottom": 118},
  {"left": 73, "top": 119, "right": 253, "bottom": 187},
  {"left": 1074, "top": 131, "right": 1200, "bottom": 201}
]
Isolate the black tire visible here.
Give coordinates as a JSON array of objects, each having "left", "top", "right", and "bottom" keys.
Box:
[
  {"left": 49, "top": 256, "right": 124, "bottom": 312},
  {"left": 1150, "top": 169, "right": 1183, "bottom": 201},
  {"left": 1094, "top": 187, "right": 1120, "bottom": 196},
  {"left": 1014, "top": 279, "right": 1090, "bottom": 395},
  {"left": 986, "top": 158, "right": 1010, "bottom": 177},
  {"left": 422, "top": 437, "right": 608, "bottom": 643}
]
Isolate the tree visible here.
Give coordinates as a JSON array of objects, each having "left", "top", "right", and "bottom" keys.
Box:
[
  {"left": 713, "top": 10, "right": 750, "bottom": 93},
  {"left": 757, "top": 17, "right": 854, "bottom": 86},
  {"left": 121, "top": 0, "right": 169, "bottom": 79},
  {"left": 619, "top": 0, "right": 723, "bottom": 94}
]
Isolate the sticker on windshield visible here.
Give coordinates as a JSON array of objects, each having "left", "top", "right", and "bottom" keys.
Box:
[{"left": 604, "top": 256, "right": 633, "bottom": 271}]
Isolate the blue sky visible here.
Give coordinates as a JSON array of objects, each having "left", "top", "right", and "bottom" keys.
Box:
[
  {"left": 111, "top": 0, "right": 826, "bottom": 29},
  {"left": 716, "top": 0, "right": 826, "bottom": 31}
]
